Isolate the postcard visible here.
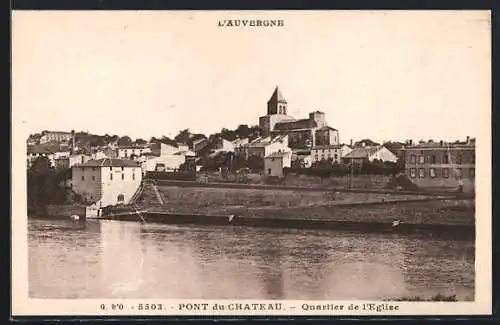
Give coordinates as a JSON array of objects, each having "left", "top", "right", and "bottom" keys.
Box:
[{"left": 11, "top": 10, "right": 492, "bottom": 316}]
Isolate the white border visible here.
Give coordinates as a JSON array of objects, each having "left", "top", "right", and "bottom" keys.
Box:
[{"left": 11, "top": 10, "right": 492, "bottom": 316}]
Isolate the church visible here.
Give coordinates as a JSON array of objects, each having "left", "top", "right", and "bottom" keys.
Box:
[{"left": 259, "top": 86, "right": 340, "bottom": 150}]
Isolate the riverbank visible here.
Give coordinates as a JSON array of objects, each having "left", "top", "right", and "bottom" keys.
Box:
[
  {"left": 134, "top": 183, "right": 474, "bottom": 225},
  {"left": 32, "top": 181, "right": 475, "bottom": 238}
]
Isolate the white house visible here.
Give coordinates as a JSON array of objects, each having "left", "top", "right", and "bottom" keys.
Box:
[
  {"left": 340, "top": 144, "right": 353, "bottom": 157},
  {"left": 69, "top": 154, "right": 92, "bottom": 167},
  {"left": 342, "top": 145, "right": 398, "bottom": 164},
  {"left": 149, "top": 142, "right": 179, "bottom": 156},
  {"left": 140, "top": 154, "right": 186, "bottom": 173},
  {"left": 71, "top": 158, "right": 143, "bottom": 208},
  {"left": 264, "top": 151, "right": 292, "bottom": 177},
  {"left": 39, "top": 131, "right": 72, "bottom": 144},
  {"left": 116, "top": 146, "right": 151, "bottom": 159},
  {"left": 311, "top": 145, "right": 343, "bottom": 164},
  {"left": 238, "top": 135, "right": 290, "bottom": 159},
  {"left": 213, "top": 138, "right": 236, "bottom": 153}
]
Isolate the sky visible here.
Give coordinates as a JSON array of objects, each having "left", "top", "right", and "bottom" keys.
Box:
[{"left": 12, "top": 10, "right": 491, "bottom": 144}]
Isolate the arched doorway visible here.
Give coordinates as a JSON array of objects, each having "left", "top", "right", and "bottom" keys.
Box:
[{"left": 117, "top": 194, "right": 125, "bottom": 204}]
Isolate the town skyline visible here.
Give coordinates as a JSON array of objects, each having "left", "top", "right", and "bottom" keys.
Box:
[{"left": 13, "top": 11, "right": 490, "bottom": 144}]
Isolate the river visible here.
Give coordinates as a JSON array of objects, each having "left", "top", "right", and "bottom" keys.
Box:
[{"left": 28, "top": 218, "right": 475, "bottom": 300}]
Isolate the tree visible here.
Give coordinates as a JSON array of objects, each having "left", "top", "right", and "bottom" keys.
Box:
[
  {"left": 117, "top": 136, "right": 133, "bottom": 146},
  {"left": 135, "top": 138, "right": 147, "bottom": 145},
  {"left": 291, "top": 158, "right": 307, "bottom": 168},
  {"left": 174, "top": 129, "right": 192, "bottom": 145},
  {"left": 27, "top": 156, "right": 71, "bottom": 208},
  {"left": 235, "top": 124, "right": 250, "bottom": 139}
]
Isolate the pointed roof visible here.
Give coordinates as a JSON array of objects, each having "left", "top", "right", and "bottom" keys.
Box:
[{"left": 268, "top": 86, "right": 287, "bottom": 104}]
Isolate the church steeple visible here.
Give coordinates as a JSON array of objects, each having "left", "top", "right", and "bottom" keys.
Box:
[{"left": 267, "top": 86, "right": 288, "bottom": 115}]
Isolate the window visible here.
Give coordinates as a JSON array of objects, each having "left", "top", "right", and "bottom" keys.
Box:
[
  {"left": 410, "top": 168, "right": 416, "bottom": 178},
  {"left": 472, "top": 153, "right": 475, "bottom": 164},
  {"left": 418, "top": 156, "right": 425, "bottom": 164},
  {"left": 92, "top": 176, "right": 95, "bottom": 181},
  {"left": 121, "top": 174, "right": 125, "bottom": 180},
  {"left": 443, "top": 154, "right": 449, "bottom": 164},
  {"left": 443, "top": 168, "right": 449, "bottom": 178},
  {"left": 456, "top": 154, "right": 462, "bottom": 164},
  {"left": 121, "top": 166, "right": 124, "bottom": 171},
  {"left": 410, "top": 155, "right": 416, "bottom": 164},
  {"left": 110, "top": 173, "right": 113, "bottom": 180},
  {"left": 110, "top": 167, "right": 112, "bottom": 171},
  {"left": 418, "top": 168, "right": 425, "bottom": 178},
  {"left": 92, "top": 167, "right": 96, "bottom": 171},
  {"left": 334, "top": 154, "right": 338, "bottom": 160},
  {"left": 81, "top": 175, "right": 85, "bottom": 181},
  {"left": 430, "top": 155, "right": 436, "bottom": 164},
  {"left": 429, "top": 168, "right": 436, "bottom": 178},
  {"left": 132, "top": 173, "right": 135, "bottom": 180},
  {"left": 268, "top": 168, "right": 272, "bottom": 176},
  {"left": 470, "top": 168, "right": 475, "bottom": 178},
  {"left": 456, "top": 168, "right": 462, "bottom": 178}
]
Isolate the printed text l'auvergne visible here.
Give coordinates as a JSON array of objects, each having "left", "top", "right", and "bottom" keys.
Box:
[{"left": 218, "top": 19, "right": 284, "bottom": 27}]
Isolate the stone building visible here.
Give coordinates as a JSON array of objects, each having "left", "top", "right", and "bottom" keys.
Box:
[
  {"left": 258, "top": 86, "right": 339, "bottom": 150},
  {"left": 402, "top": 138, "right": 475, "bottom": 193},
  {"left": 71, "top": 158, "right": 143, "bottom": 208},
  {"left": 264, "top": 151, "right": 292, "bottom": 177},
  {"left": 39, "top": 131, "right": 72, "bottom": 144}
]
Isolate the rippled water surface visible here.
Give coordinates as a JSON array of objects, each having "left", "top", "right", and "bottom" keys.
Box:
[{"left": 28, "top": 218, "right": 475, "bottom": 300}]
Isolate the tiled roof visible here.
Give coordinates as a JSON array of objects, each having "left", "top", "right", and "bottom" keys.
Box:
[
  {"left": 343, "top": 146, "right": 381, "bottom": 159},
  {"left": 270, "top": 134, "right": 287, "bottom": 143},
  {"left": 76, "top": 158, "right": 141, "bottom": 168},
  {"left": 312, "top": 145, "right": 342, "bottom": 150},
  {"left": 268, "top": 86, "right": 287, "bottom": 103},
  {"left": 266, "top": 151, "right": 291, "bottom": 158},
  {"left": 316, "top": 126, "right": 338, "bottom": 132},
  {"left": 403, "top": 141, "right": 475, "bottom": 149},
  {"left": 274, "top": 119, "right": 316, "bottom": 131}
]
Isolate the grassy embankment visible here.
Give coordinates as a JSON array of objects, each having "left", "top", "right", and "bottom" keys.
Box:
[{"left": 135, "top": 184, "right": 474, "bottom": 226}]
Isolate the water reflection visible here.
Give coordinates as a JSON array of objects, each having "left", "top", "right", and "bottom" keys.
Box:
[{"left": 28, "top": 219, "right": 474, "bottom": 300}]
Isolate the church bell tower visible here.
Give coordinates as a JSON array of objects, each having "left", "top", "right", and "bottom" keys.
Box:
[{"left": 267, "top": 86, "right": 288, "bottom": 115}]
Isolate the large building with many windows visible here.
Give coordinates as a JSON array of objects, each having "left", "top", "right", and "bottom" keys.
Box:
[{"left": 403, "top": 138, "right": 475, "bottom": 193}]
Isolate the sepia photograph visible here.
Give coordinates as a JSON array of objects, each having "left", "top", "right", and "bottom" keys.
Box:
[{"left": 11, "top": 10, "right": 491, "bottom": 316}]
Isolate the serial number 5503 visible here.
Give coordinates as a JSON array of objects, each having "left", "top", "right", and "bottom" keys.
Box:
[{"left": 138, "top": 304, "right": 163, "bottom": 311}]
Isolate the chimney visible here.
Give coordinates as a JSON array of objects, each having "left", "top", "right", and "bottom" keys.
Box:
[
  {"left": 409, "top": 139, "right": 413, "bottom": 146},
  {"left": 466, "top": 136, "right": 470, "bottom": 144},
  {"left": 70, "top": 130, "right": 75, "bottom": 155},
  {"left": 440, "top": 140, "right": 444, "bottom": 146},
  {"left": 350, "top": 139, "right": 353, "bottom": 146}
]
